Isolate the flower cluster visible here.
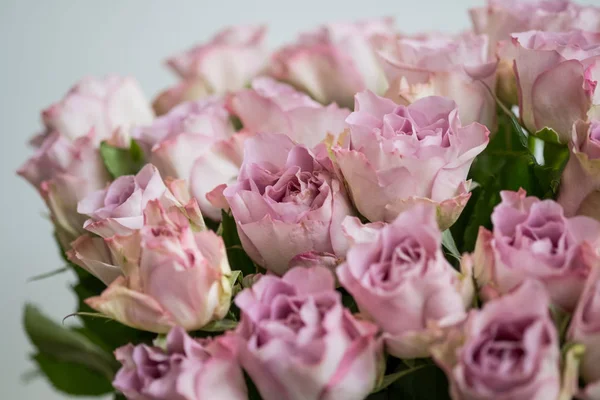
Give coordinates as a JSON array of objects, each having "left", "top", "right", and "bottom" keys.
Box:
[{"left": 18, "top": 1, "right": 600, "bottom": 400}]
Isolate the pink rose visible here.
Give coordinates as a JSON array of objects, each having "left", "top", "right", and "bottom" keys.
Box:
[
  {"left": 270, "top": 18, "right": 396, "bottom": 108},
  {"left": 152, "top": 78, "right": 212, "bottom": 116},
  {"left": 67, "top": 234, "right": 131, "bottom": 286},
  {"left": 506, "top": 30, "right": 600, "bottom": 142},
  {"left": 432, "top": 280, "right": 561, "bottom": 400},
  {"left": 133, "top": 98, "right": 244, "bottom": 221},
  {"left": 86, "top": 201, "right": 232, "bottom": 333},
  {"left": 114, "top": 327, "right": 246, "bottom": 400},
  {"left": 166, "top": 25, "right": 267, "bottom": 94},
  {"left": 337, "top": 205, "right": 472, "bottom": 358},
  {"left": 472, "top": 1, "right": 600, "bottom": 106},
  {"left": 227, "top": 77, "right": 350, "bottom": 147},
  {"left": 68, "top": 183, "right": 203, "bottom": 287},
  {"left": 558, "top": 120, "right": 600, "bottom": 221},
  {"left": 35, "top": 75, "right": 154, "bottom": 143},
  {"left": 380, "top": 33, "right": 497, "bottom": 129},
  {"left": 473, "top": 189, "right": 600, "bottom": 311},
  {"left": 231, "top": 266, "right": 381, "bottom": 400},
  {"left": 18, "top": 131, "right": 111, "bottom": 249},
  {"left": 78, "top": 164, "right": 184, "bottom": 238},
  {"left": 568, "top": 264, "right": 600, "bottom": 399},
  {"left": 223, "top": 133, "right": 353, "bottom": 275},
  {"left": 470, "top": 0, "right": 600, "bottom": 52},
  {"left": 334, "top": 91, "right": 489, "bottom": 229}
]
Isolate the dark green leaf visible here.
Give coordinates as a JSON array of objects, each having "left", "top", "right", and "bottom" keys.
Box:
[
  {"left": 455, "top": 111, "right": 567, "bottom": 253},
  {"left": 244, "top": 371, "right": 263, "bottom": 400},
  {"left": 220, "top": 210, "right": 256, "bottom": 276},
  {"left": 371, "top": 364, "right": 428, "bottom": 394},
  {"left": 339, "top": 287, "right": 359, "bottom": 314},
  {"left": 100, "top": 139, "right": 146, "bottom": 179},
  {"left": 32, "top": 353, "right": 114, "bottom": 396},
  {"left": 385, "top": 364, "right": 450, "bottom": 400},
  {"left": 534, "top": 127, "right": 562, "bottom": 144},
  {"left": 23, "top": 304, "right": 117, "bottom": 380},
  {"left": 230, "top": 115, "right": 244, "bottom": 131}
]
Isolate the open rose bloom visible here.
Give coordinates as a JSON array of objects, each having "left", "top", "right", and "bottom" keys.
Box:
[
  {"left": 231, "top": 266, "right": 382, "bottom": 400},
  {"left": 473, "top": 189, "right": 600, "bottom": 311},
  {"left": 153, "top": 25, "right": 268, "bottom": 115},
  {"left": 338, "top": 205, "right": 473, "bottom": 358},
  {"left": 270, "top": 18, "right": 396, "bottom": 108},
  {"left": 35, "top": 75, "right": 154, "bottom": 143},
  {"left": 18, "top": 3, "right": 600, "bottom": 399},
  {"left": 334, "top": 91, "right": 489, "bottom": 228},
  {"left": 432, "top": 280, "right": 561, "bottom": 400},
  {"left": 380, "top": 33, "right": 498, "bottom": 129},
  {"left": 223, "top": 133, "right": 353, "bottom": 275}
]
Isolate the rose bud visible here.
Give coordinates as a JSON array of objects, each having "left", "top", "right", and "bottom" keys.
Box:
[
  {"left": 473, "top": 189, "right": 600, "bottom": 312},
  {"left": 227, "top": 77, "right": 350, "bottom": 147},
  {"left": 334, "top": 91, "right": 489, "bottom": 229},
  {"left": 17, "top": 130, "right": 111, "bottom": 249},
  {"left": 223, "top": 133, "right": 353, "bottom": 275},
  {"left": 337, "top": 205, "right": 473, "bottom": 358},
  {"left": 154, "top": 25, "right": 267, "bottom": 115},
  {"left": 78, "top": 164, "right": 186, "bottom": 238},
  {"left": 558, "top": 120, "right": 600, "bottom": 221},
  {"left": 86, "top": 200, "right": 232, "bottom": 333},
  {"left": 568, "top": 262, "right": 600, "bottom": 399},
  {"left": 68, "top": 187, "right": 203, "bottom": 286},
  {"left": 132, "top": 98, "right": 245, "bottom": 221},
  {"left": 114, "top": 327, "right": 247, "bottom": 400},
  {"left": 431, "top": 280, "right": 561, "bottom": 400},
  {"left": 380, "top": 32, "right": 498, "bottom": 129},
  {"left": 231, "top": 266, "right": 382, "bottom": 400},
  {"left": 504, "top": 30, "right": 600, "bottom": 142},
  {"left": 34, "top": 75, "right": 154, "bottom": 144},
  {"left": 270, "top": 18, "right": 396, "bottom": 108}
]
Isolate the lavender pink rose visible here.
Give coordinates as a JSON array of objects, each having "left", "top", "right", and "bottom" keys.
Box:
[
  {"left": 334, "top": 91, "right": 489, "bottom": 229},
  {"left": 231, "top": 266, "right": 382, "bottom": 400}
]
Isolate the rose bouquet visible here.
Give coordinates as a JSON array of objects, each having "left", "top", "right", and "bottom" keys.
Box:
[{"left": 18, "top": 1, "right": 600, "bottom": 399}]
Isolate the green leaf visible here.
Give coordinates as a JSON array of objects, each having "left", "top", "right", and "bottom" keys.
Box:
[
  {"left": 384, "top": 364, "right": 450, "bottom": 400},
  {"left": 27, "top": 266, "right": 69, "bottom": 282},
  {"left": 32, "top": 353, "right": 114, "bottom": 396},
  {"left": 371, "top": 364, "right": 428, "bottom": 394},
  {"left": 197, "top": 319, "right": 238, "bottom": 332},
  {"left": 441, "top": 230, "right": 461, "bottom": 261},
  {"left": 534, "top": 127, "right": 563, "bottom": 144},
  {"left": 23, "top": 304, "right": 117, "bottom": 380},
  {"left": 244, "top": 371, "right": 263, "bottom": 400},
  {"left": 229, "top": 270, "right": 242, "bottom": 287},
  {"left": 220, "top": 210, "right": 256, "bottom": 276},
  {"left": 100, "top": 139, "right": 146, "bottom": 179},
  {"left": 454, "top": 110, "right": 568, "bottom": 253}
]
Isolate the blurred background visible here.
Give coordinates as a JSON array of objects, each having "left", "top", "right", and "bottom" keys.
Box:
[{"left": 0, "top": 0, "right": 595, "bottom": 398}]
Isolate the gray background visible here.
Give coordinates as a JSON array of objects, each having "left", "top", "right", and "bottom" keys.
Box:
[{"left": 1, "top": 0, "right": 596, "bottom": 398}]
